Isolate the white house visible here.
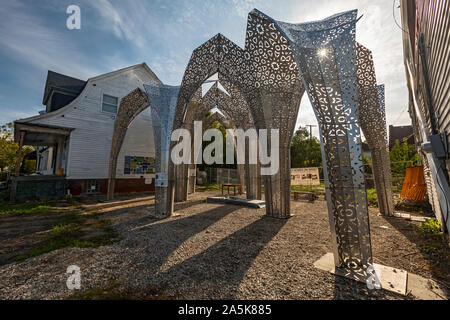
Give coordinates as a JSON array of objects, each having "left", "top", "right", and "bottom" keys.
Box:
[{"left": 14, "top": 63, "right": 159, "bottom": 195}]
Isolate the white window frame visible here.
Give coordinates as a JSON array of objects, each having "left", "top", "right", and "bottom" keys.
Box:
[{"left": 101, "top": 94, "right": 119, "bottom": 114}]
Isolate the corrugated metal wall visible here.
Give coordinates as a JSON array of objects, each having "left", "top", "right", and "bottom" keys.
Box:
[
  {"left": 415, "top": 0, "right": 450, "bottom": 150},
  {"left": 402, "top": 0, "right": 450, "bottom": 232}
]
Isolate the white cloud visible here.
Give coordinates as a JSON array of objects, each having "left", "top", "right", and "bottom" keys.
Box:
[
  {"left": 0, "top": 2, "right": 102, "bottom": 80},
  {"left": 231, "top": 0, "right": 260, "bottom": 18}
]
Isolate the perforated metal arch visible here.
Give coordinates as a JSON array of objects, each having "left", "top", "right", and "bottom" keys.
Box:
[
  {"left": 107, "top": 88, "right": 149, "bottom": 200},
  {"left": 356, "top": 43, "right": 394, "bottom": 216},
  {"left": 200, "top": 82, "right": 261, "bottom": 199},
  {"left": 168, "top": 34, "right": 260, "bottom": 213},
  {"left": 173, "top": 34, "right": 248, "bottom": 133},
  {"left": 271, "top": 9, "right": 373, "bottom": 274},
  {"left": 243, "top": 10, "right": 305, "bottom": 218}
]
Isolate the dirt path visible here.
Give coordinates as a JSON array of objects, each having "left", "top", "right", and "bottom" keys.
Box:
[{"left": 0, "top": 191, "right": 448, "bottom": 300}]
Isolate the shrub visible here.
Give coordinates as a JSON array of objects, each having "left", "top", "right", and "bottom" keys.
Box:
[
  {"left": 366, "top": 189, "right": 378, "bottom": 207},
  {"left": 419, "top": 218, "right": 442, "bottom": 237}
]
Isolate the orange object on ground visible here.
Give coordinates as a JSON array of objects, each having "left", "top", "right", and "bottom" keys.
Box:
[{"left": 400, "top": 166, "right": 427, "bottom": 201}]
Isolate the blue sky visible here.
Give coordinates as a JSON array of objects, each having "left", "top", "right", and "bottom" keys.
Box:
[{"left": 0, "top": 0, "right": 410, "bottom": 137}]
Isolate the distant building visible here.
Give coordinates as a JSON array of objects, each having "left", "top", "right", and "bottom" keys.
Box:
[
  {"left": 13, "top": 63, "right": 159, "bottom": 196},
  {"left": 388, "top": 125, "right": 415, "bottom": 150}
]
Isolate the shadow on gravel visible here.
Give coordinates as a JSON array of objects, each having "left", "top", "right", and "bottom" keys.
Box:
[
  {"left": 174, "top": 199, "right": 207, "bottom": 211},
  {"left": 157, "top": 216, "right": 287, "bottom": 298},
  {"left": 82, "top": 196, "right": 155, "bottom": 212},
  {"left": 120, "top": 205, "right": 240, "bottom": 273}
]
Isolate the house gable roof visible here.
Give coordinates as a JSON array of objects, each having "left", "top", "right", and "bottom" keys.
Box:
[
  {"left": 88, "top": 63, "right": 162, "bottom": 83},
  {"left": 43, "top": 71, "right": 87, "bottom": 105},
  {"left": 18, "top": 63, "right": 161, "bottom": 124}
]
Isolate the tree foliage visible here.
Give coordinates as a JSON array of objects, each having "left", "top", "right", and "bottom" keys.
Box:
[
  {"left": 199, "top": 119, "right": 236, "bottom": 170},
  {"left": 389, "top": 138, "right": 421, "bottom": 177},
  {"left": 0, "top": 122, "right": 34, "bottom": 174},
  {"left": 290, "top": 128, "right": 322, "bottom": 169}
]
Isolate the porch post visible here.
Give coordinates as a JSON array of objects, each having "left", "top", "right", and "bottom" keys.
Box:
[
  {"left": 14, "top": 131, "right": 25, "bottom": 176},
  {"left": 55, "top": 136, "right": 64, "bottom": 173}
]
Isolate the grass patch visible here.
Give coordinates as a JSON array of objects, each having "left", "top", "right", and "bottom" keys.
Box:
[
  {"left": 197, "top": 184, "right": 222, "bottom": 192},
  {"left": 16, "top": 208, "right": 121, "bottom": 262},
  {"left": 395, "top": 200, "right": 434, "bottom": 216},
  {"left": 291, "top": 183, "right": 325, "bottom": 197},
  {"left": 414, "top": 219, "right": 449, "bottom": 276},
  {"left": 419, "top": 218, "right": 443, "bottom": 237},
  {"left": 0, "top": 202, "right": 57, "bottom": 216},
  {"left": 67, "top": 281, "right": 176, "bottom": 300},
  {"left": 366, "top": 189, "right": 378, "bottom": 207}
]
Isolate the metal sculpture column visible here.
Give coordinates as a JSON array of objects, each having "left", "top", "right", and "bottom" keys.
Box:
[
  {"left": 243, "top": 10, "right": 305, "bottom": 218},
  {"left": 374, "top": 84, "right": 395, "bottom": 215},
  {"left": 356, "top": 42, "right": 394, "bottom": 216},
  {"left": 274, "top": 10, "right": 373, "bottom": 273},
  {"left": 144, "top": 83, "right": 180, "bottom": 217},
  {"left": 373, "top": 85, "right": 394, "bottom": 216}
]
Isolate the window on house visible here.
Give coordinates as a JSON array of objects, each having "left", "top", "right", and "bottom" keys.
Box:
[
  {"left": 102, "top": 94, "right": 118, "bottom": 113},
  {"left": 85, "top": 180, "right": 99, "bottom": 194}
]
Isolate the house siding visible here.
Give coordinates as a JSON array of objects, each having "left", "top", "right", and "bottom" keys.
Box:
[
  {"left": 27, "top": 66, "right": 157, "bottom": 184},
  {"left": 415, "top": 0, "right": 450, "bottom": 156},
  {"left": 401, "top": 0, "right": 450, "bottom": 234}
]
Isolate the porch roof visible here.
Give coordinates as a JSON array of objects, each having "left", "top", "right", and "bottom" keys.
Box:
[{"left": 14, "top": 122, "right": 74, "bottom": 146}]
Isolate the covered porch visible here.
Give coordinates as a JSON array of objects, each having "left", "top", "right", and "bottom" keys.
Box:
[{"left": 14, "top": 122, "right": 73, "bottom": 177}]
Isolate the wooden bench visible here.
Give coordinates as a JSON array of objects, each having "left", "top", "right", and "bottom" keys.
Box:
[
  {"left": 292, "top": 191, "right": 317, "bottom": 202},
  {"left": 222, "top": 184, "right": 243, "bottom": 196}
]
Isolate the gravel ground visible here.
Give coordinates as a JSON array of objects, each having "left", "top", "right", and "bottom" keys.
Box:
[{"left": 0, "top": 191, "right": 448, "bottom": 300}]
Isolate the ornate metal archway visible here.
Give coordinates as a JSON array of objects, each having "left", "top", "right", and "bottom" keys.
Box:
[
  {"left": 201, "top": 80, "right": 262, "bottom": 200},
  {"left": 268, "top": 9, "right": 373, "bottom": 274},
  {"left": 356, "top": 42, "right": 394, "bottom": 216},
  {"left": 107, "top": 88, "right": 149, "bottom": 200},
  {"left": 108, "top": 8, "right": 397, "bottom": 280},
  {"left": 173, "top": 83, "right": 248, "bottom": 202},
  {"left": 242, "top": 10, "right": 305, "bottom": 218},
  {"left": 167, "top": 34, "right": 259, "bottom": 216}
]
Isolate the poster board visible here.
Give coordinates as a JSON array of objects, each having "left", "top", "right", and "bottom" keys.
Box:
[{"left": 291, "top": 168, "right": 320, "bottom": 186}]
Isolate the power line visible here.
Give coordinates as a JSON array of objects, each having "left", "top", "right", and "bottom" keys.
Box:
[
  {"left": 392, "top": 107, "right": 409, "bottom": 126},
  {"left": 305, "top": 124, "right": 317, "bottom": 148},
  {"left": 392, "top": 0, "right": 410, "bottom": 34}
]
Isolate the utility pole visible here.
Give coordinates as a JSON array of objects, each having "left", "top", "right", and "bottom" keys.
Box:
[
  {"left": 305, "top": 125, "right": 317, "bottom": 149},
  {"left": 305, "top": 125, "right": 317, "bottom": 167}
]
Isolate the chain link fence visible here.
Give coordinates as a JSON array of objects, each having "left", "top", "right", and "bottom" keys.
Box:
[{"left": 204, "top": 168, "right": 240, "bottom": 185}]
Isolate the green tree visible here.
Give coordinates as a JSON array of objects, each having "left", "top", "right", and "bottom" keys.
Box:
[
  {"left": 199, "top": 119, "right": 236, "bottom": 170},
  {"left": 0, "top": 123, "right": 18, "bottom": 173},
  {"left": 0, "top": 122, "right": 34, "bottom": 175},
  {"left": 389, "top": 138, "right": 421, "bottom": 177},
  {"left": 290, "top": 128, "right": 322, "bottom": 169}
]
